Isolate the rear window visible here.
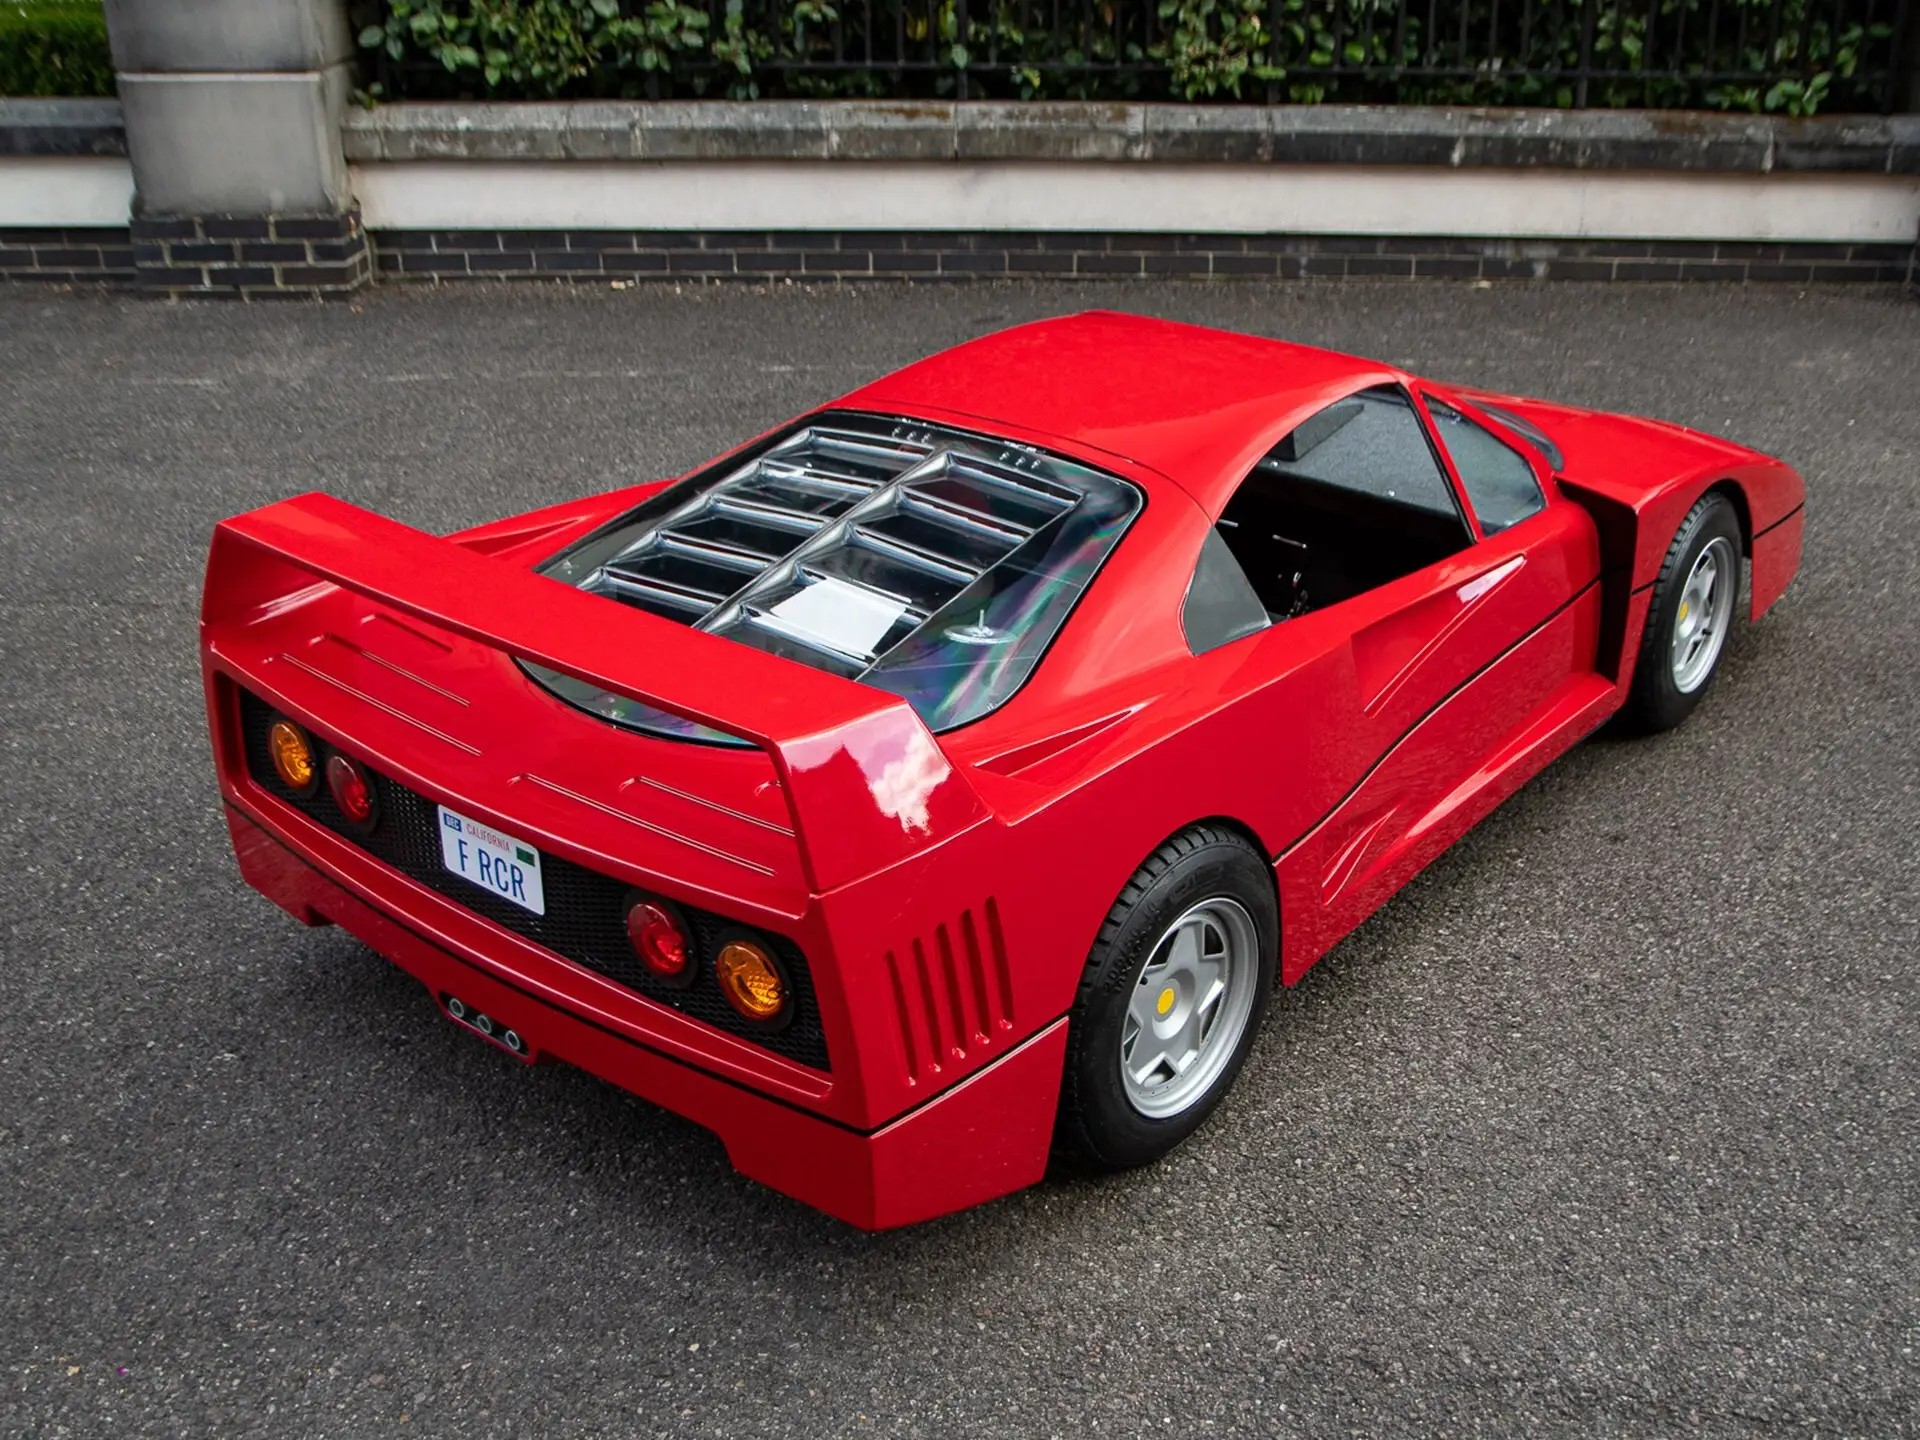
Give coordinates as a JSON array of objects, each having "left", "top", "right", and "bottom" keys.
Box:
[{"left": 529, "top": 412, "right": 1142, "bottom": 741}]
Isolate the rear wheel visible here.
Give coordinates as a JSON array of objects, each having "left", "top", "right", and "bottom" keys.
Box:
[
  {"left": 1622, "top": 492, "right": 1743, "bottom": 734},
  {"left": 1054, "top": 825, "right": 1276, "bottom": 1170}
]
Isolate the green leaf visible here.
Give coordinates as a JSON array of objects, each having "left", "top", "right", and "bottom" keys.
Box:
[{"left": 311, "top": 0, "right": 1904, "bottom": 113}]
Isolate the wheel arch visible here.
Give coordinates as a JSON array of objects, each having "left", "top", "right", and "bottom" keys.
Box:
[
  {"left": 1561, "top": 472, "right": 1749, "bottom": 689},
  {"left": 1706, "top": 476, "right": 1755, "bottom": 556},
  {"left": 1144, "top": 813, "right": 1282, "bottom": 956}
]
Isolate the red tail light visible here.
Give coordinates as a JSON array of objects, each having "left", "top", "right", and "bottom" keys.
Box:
[
  {"left": 626, "top": 899, "right": 691, "bottom": 983},
  {"left": 325, "top": 754, "right": 376, "bottom": 827}
]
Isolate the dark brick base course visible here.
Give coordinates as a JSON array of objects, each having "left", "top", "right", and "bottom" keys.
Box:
[
  {"left": 0, "top": 228, "right": 135, "bottom": 286},
  {"left": 130, "top": 212, "right": 372, "bottom": 298},
  {"left": 373, "top": 229, "right": 1918, "bottom": 286},
  {"left": 6, "top": 225, "right": 1912, "bottom": 290}
]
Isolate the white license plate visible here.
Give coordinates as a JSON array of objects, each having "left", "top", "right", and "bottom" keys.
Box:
[{"left": 437, "top": 805, "right": 546, "bottom": 916}]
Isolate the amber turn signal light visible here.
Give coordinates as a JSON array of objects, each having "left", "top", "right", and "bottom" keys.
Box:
[
  {"left": 267, "top": 719, "right": 318, "bottom": 795},
  {"left": 626, "top": 899, "right": 691, "bottom": 983},
  {"left": 325, "top": 753, "right": 377, "bottom": 827},
  {"left": 715, "top": 940, "right": 788, "bottom": 1024}
]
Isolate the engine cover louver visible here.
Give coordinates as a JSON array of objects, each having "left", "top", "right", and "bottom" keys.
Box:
[{"left": 528, "top": 411, "right": 1143, "bottom": 740}]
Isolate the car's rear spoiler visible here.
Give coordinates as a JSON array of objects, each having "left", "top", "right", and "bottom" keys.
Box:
[{"left": 202, "top": 492, "right": 989, "bottom": 893}]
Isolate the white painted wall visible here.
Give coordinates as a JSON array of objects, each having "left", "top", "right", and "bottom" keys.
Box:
[
  {"left": 0, "top": 157, "right": 135, "bottom": 226},
  {"left": 8, "top": 151, "right": 1915, "bottom": 245},
  {"left": 353, "top": 160, "right": 1920, "bottom": 243}
]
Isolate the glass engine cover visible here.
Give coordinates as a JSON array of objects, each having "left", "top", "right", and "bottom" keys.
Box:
[{"left": 528, "top": 412, "right": 1142, "bottom": 741}]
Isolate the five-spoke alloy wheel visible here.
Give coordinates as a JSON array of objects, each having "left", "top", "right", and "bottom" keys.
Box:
[
  {"left": 1119, "top": 898, "right": 1261, "bottom": 1120},
  {"left": 1056, "top": 825, "right": 1277, "bottom": 1169},
  {"left": 1624, "top": 490, "right": 1745, "bottom": 733},
  {"left": 1670, "top": 535, "right": 1737, "bottom": 694}
]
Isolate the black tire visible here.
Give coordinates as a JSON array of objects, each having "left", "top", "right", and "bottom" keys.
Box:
[
  {"left": 1621, "top": 491, "right": 1744, "bottom": 734},
  {"left": 1054, "top": 824, "right": 1277, "bottom": 1170}
]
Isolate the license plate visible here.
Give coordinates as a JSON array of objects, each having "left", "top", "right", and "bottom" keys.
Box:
[{"left": 437, "top": 805, "right": 546, "bottom": 916}]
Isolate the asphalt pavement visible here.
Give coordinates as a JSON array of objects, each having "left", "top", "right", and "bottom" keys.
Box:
[{"left": 2, "top": 278, "right": 1916, "bottom": 1438}]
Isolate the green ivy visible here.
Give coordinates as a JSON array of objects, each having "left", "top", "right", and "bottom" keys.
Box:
[
  {"left": 358, "top": 0, "right": 712, "bottom": 97},
  {"left": 0, "top": 0, "right": 113, "bottom": 98},
  {"left": 351, "top": 0, "right": 1900, "bottom": 113}
]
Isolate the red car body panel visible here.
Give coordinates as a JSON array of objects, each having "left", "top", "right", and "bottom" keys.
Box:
[
  {"left": 200, "top": 313, "right": 1805, "bottom": 1227},
  {"left": 845, "top": 311, "right": 1399, "bottom": 516}
]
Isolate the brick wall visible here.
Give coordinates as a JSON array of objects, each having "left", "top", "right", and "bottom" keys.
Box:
[
  {"left": 6, "top": 225, "right": 1913, "bottom": 289},
  {"left": 0, "top": 228, "right": 135, "bottom": 285},
  {"left": 129, "top": 212, "right": 372, "bottom": 297},
  {"left": 373, "top": 230, "right": 1917, "bottom": 285}
]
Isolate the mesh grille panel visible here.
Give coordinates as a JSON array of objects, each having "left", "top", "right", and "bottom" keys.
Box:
[{"left": 237, "top": 689, "right": 828, "bottom": 1070}]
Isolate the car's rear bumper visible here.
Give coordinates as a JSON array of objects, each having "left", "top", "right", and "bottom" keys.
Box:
[{"left": 225, "top": 803, "right": 1066, "bottom": 1230}]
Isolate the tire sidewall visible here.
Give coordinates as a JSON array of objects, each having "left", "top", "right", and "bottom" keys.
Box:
[
  {"left": 1634, "top": 495, "right": 1743, "bottom": 731},
  {"left": 1061, "top": 834, "right": 1277, "bottom": 1169}
]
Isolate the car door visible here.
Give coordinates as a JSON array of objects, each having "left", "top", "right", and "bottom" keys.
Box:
[
  {"left": 1199, "top": 382, "right": 1609, "bottom": 978},
  {"left": 1331, "top": 386, "right": 1605, "bottom": 761}
]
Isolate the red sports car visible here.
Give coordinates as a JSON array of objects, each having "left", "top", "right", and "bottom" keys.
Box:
[{"left": 201, "top": 313, "right": 1805, "bottom": 1228}]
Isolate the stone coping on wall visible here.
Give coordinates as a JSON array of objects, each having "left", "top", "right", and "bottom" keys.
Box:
[
  {"left": 4, "top": 97, "right": 1914, "bottom": 174},
  {"left": 0, "top": 99, "right": 127, "bottom": 157},
  {"left": 338, "top": 101, "right": 1920, "bottom": 174}
]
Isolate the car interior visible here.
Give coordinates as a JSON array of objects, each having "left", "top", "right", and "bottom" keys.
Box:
[{"left": 1215, "top": 385, "right": 1474, "bottom": 620}]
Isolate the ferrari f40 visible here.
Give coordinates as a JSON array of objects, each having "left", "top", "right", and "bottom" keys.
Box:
[{"left": 201, "top": 314, "right": 1805, "bottom": 1227}]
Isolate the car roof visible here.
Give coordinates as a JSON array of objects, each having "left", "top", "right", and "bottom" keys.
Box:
[{"left": 839, "top": 311, "right": 1403, "bottom": 516}]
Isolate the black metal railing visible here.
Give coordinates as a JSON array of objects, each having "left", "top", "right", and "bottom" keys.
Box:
[{"left": 361, "top": 0, "right": 1914, "bottom": 112}]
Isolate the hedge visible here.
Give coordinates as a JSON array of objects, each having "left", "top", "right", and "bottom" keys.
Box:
[
  {"left": 0, "top": 0, "right": 113, "bottom": 98},
  {"left": 353, "top": 0, "right": 1903, "bottom": 114}
]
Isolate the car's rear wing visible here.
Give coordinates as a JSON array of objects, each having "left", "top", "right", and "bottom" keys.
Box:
[{"left": 202, "top": 492, "right": 988, "bottom": 894}]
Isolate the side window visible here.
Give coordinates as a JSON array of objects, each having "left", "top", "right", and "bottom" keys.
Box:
[
  {"left": 1182, "top": 526, "right": 1271, "bottom": 654},
  {"left": 1211, "top": 386, "right": 1473, "bottom": 621},
  {"left": 1425, "top": 398, "right": 1548, "bottom": 535},
  {"left": 1264, "top": 386, "right": 1462, "bottom": 518}
]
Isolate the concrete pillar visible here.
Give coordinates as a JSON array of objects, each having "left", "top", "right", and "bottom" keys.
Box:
[{"left": 104, "top": 0, "right": 369, "bottom": 297}]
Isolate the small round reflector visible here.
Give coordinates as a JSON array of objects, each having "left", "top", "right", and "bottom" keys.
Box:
[
  {"left": 267, "top": 719, "right": 317, "bottom": 794},
  {"left": 715, "top": 940, "right": 787, "bottom": 1024},
  {"left": 626, "top": 900, "right": 690, "bottom": 980},
  {"left": 325, "top": 753, "right": 376, "bottom": 826}
]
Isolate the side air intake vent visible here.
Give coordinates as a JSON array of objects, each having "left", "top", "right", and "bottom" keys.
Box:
[{"left": 884, "top": 900, "right": 1015, "bottom": 1085}]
